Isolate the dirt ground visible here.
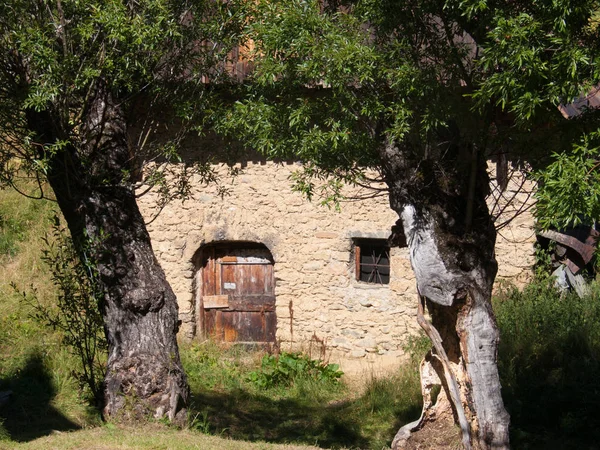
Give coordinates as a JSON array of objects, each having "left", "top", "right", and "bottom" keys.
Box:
[{"left": 403, "top": 417, "right": 463, "bottom": 450}]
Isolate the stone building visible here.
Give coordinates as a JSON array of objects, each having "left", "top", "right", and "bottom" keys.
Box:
[{"left": 137, "top": 160, "right": 535, "bottom": 369}]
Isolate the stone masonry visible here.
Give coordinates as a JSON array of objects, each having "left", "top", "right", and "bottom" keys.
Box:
[{"left": 137, "top": 161, "right": 536, "bottom": 369}]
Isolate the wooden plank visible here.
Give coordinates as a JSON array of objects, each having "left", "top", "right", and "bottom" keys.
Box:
[
  {"left": 228, "top": 294, "right": 276, "bottom": 310},
  {"left": 214, "top": 310, "right": 225, "bottom": 340},
  {"left": 221, "top": 256, "right": 238, "bottom": 263},
  {"left": 203, "top": 295, "right": 229, "bottom": 309},
  {"left": 355, "top": 244, "right": 361, "bottom": 281},
  {"left": 215, "top": 311, "right": 276, "bottom": 342},
  {"left": 221, "top": 263, "right": 237, "bottom": 293},
  {"left": 264, "top": 264, "right": 274, "bottom": 294},
  {"left": 202, "top": 250, "right": 215, "bottom": 296},
  {"left": 216, "top": 252, "right": 222, "bottom": 295},
  {"left": 226, "top": 305, "right": 276, "bottom": 312},
  {"left": 204, "top": 309, "right": 217, "bottom": 339}
]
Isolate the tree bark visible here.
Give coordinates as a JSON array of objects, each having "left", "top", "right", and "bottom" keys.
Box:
[
  {"left": 27, "top": 80, "right": 189, "bottom": 423},
  {"left": 380, "top": 137, "right": 510, "bottom": 449}
]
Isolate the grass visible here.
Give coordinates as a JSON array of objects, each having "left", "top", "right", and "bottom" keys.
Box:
[
  {"left": 180, "top": 340, "right": 424, "bottom": 450},
  {"left": 0, "top": 184, "right": 425, "bottom": 449},
  {"left": 0, "top": 186, "right": 101, "bottom": 443},
  {"left": 0, "top": 423, "right": 324, "bottom": 450},
  {"left": 494, "top": 278, "right": 600, "bottom": 450}
]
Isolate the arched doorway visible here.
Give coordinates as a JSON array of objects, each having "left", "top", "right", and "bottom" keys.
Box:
[{"left": 196, "top": 242, "right": 276, "bottom": 344}]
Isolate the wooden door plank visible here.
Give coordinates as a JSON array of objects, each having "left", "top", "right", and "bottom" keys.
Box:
[
  {"left": 203, "top": 295, "right": 229, "bottom": 309},
  {"left": 200, "top": 244, "right": 277, "bottom": 344}
]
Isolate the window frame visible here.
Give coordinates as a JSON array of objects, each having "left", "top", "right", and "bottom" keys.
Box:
[{"left": 353, "top": 239, "right": 391, "bottom": 285}]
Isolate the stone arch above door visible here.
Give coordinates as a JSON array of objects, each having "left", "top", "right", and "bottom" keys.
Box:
[{"left": 194, "top": 242, "right": 276, "bottom": 344}]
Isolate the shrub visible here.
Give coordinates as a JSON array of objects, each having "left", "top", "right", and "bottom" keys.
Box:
[
  {"left": 17, "top": 217, "right": 106, "bottom": 405},
  {"left": 494, "top": 279, "right": 600, "bottom": 446},
  {"left": 247, "top": 351, "right": 343, "bottom": 389}
]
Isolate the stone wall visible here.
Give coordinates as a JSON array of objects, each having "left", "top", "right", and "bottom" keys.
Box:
[
  {"left": 489, "top": 164, "right": 537, "bottom": 287},
  {"left": 137, "top": 161, "right": 536, "bottom": 369}
]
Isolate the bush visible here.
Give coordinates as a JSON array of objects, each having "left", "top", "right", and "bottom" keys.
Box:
[
  {"left": 247, "top": 351, "right": 343, "bottom": 389},
  {"left": 18, "top": 217, "right": 106, "bottom": 405},
  {"left": 494, "top": 279, "right": 600, "bottom": 447}
]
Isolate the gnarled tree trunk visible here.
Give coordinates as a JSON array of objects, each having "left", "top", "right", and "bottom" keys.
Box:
[
  {"left": 27, "top": 80, "right": 189, "bottom": 422},
  {"left": 380, "top": 137, "right": 510, "bottom": 449}
]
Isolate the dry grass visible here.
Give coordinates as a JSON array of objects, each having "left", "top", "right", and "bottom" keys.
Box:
[{"left": 0, "top": 424, "right": 323, "bottom": 450}]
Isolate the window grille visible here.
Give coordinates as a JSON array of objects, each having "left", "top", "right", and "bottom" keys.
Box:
[{"left": 354, "top": 239, "right": 390, "bottom": 284}]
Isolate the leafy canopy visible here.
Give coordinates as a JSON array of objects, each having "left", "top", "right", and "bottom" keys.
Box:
[
  {"left": 0, "top": 0, "right": 241, "bottom": 193},
  {"left": 218, "top": 0, "right": 600, "bottom": 211},
  {"left": 534, "top": 131, "right": 600, "bottom": 229}
]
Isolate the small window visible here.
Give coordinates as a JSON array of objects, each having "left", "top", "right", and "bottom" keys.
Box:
[{"left": 354, "top": 239, "right": 390, "bottom": 284}]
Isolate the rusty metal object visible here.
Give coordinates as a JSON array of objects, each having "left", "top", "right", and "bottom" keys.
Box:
[{"left": 538, "top": 226, "right": 598, "bottom": 274}]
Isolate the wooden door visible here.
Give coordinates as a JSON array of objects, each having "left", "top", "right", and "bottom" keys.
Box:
[{"left": 200, "top": 244, "right": 276, "bottom": 344}]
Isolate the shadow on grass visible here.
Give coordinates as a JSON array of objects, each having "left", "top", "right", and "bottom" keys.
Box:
[
  {"left": 0, "top": 352, "right": 80, "bottom": 442},
  {"left": 501, "top": 341, "right": 600, "bottom": 450},
  {"left": 188, "top": 384, "right": 421, "bottom": 449}
]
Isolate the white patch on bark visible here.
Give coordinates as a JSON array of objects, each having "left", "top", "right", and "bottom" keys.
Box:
[
  {"left": 400, "top": 205, "right": 459, "bottom": 306},
  {"left": 461, "top": 295, "right": 510, "bottom": 448}
]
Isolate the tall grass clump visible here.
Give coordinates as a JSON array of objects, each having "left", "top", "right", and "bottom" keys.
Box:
[{"left": 494, "top": 278, "right": 600, "bottom": 448}]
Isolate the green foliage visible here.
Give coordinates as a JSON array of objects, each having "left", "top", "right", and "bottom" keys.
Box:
[
  {"left": 1, "top": 0, "right": 219, "bottom": 106},
  {"left": 247, "top": 352, "right": 343, "bottom": 389},
  {"left": 469, "top": 1, "right": 600, "bottom": 230},
  {"left": 474, "top": 1, "right": 600, "bottom": 123},
  {"left": 403, "top": 332, "right": 432, "bottom": 366},
  {"left": 216, "top": 0, "right": 600, "bottom": 214},
  {"left": 179, "top": 340, "right": 423, "bottom": 449},
  {"left": 533, "top": 241, "right": 556, "bottom": 278},
  {"left": 494, "top": 279, "right": 600, "bottom": 447},
  {"left": 181, "top": 341, "right": 248, "bottom": 393},
  {"left": 17, "top": 217, "right": 107, "bottom": 404},
  {"left": 534, "top": 130, "right": 600, "bottom": 230},
  {"left": 0, "top": 0, "right": 245, "bottom": 201},
  {"left": 188, "top": 409, "right": 212, "bottom": 434}
]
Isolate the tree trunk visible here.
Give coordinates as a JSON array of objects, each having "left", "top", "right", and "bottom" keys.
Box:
[
  {"left": 380, "top": 138, "right": 510, "bottom": 449},
  {"left": 27, "top": 80, "right": 189, "bottom": 423}
]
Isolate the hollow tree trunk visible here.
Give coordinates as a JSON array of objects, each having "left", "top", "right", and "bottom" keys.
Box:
[
  {"left": 379, "top": 138, "right": 510, "bottom": 449},
  {"left": 27, "top": 80, "right": 189, "bottom": 422}
]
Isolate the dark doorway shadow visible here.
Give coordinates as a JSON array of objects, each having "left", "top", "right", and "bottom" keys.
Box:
[{"left": 0, "top": 352, "right": 81, "bottom": 442}]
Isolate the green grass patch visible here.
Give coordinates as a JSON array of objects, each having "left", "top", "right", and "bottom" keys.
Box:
[
  {"left": 0, "top": 186, "right": 101, "bottom": 443},
  {"left": 0, "top": 189, "right": 53, "bottom": 260},
  {"left": 180, "top": 340, "right": 423, "bottom": 449},
  {"left": 0, "top": 423, "right": 324, "bottom": 450}
]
